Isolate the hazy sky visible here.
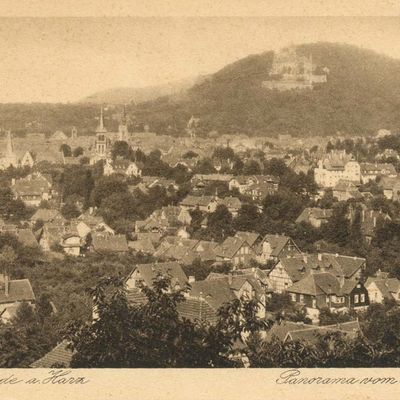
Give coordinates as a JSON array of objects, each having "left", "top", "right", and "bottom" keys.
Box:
[{"left": 1, "top": 16, "right": 400, "bottom": 103}]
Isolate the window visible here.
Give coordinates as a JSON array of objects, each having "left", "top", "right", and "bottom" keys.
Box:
[
  {"left": 290, "top": 293, "right": 296, "bottom": 302},
  {"left": 360, "top": 294, "right": 365, "bottom": 303},
  {"left": 312, "top": 298, "right": 316, "bottom": 308},
  {"left": 299, "top": 294, "right": 304, "bottom": 303},
  {"left": 354, "top": 294, "right": 359, "bottom": 304}
]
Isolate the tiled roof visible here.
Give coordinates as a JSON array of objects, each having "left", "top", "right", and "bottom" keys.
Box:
[
  {"left": 92, "top": 234, "right": 129, "bottom": 254},
  {"left": 136, "top": 232, "right": 162, "bottom": 246},
  {"left": 0, "top": 279, "right": 35, "bottom": 304},
  {"left": 220, "top": 196, "right": 242, "bottom": 210},
  {"left": 13, "top": 176, "right": 50, "bottom": 196},
  {"left": 235, "top": 231, "right": 261, "bottom": 247},
  {"left": 360, "top": 162, "right": 396, "bottom": 174},
  {"left": 128, "top": 239, "right": 155, "bottom": 254},
  {"left": 132, "top": 262, "right": 188, "bottom": 289},
  {"left": 30, "top": 340, "right": 73, "bottom": 368},
  {"left": 266, "top": 320, "right": 361, "bottom": 344},
  {"left": 217, "top": 236, "right": 247, "bottom": 259},
  {"left": 188, "top": 279, "right": 236, "bottom": 311},
  {"left": 180, "top": 195, "right": 215, "bottom": 207},
  {"left": 177, "top": 297, "right": 219, "bottom": 324},
  {"left": 17, "top": 229, "right": 39, "bottom": 247},
  {"left": 288, "top": 272, "right": 341, "bottom": 296},
  {"left": 262, "top": 234, "right": 295, "bottom": 257},
  {"left": 295, "top": 208, "right": 333, "bottom": 224},
  {"left": 31, "top": 209, "right": 64, "bottom": 223}
]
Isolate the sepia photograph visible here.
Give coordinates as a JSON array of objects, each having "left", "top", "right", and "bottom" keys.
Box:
[{"left": 1, "top": 2, "right": 400, "bottom": 386}]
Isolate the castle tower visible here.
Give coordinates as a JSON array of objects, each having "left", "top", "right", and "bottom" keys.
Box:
[{"left": 118, "top": 105, "right": 129, "bottom": 141}]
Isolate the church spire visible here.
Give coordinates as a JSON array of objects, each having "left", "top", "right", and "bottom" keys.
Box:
[
  {"left": 99, "top": 107, "right": 104, "bottom": 130},
  {"left": 96, "top": 107, "right": 107, "bottom": 134}
]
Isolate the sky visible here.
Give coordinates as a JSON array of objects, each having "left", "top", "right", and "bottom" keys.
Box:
[{"left": 0, "top": 14, "right": 400, "bottom": 102}]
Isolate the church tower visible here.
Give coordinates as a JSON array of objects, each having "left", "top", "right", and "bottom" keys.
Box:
[
  {"left": 3, "top": 131, "right": 18, "bottom": 168},
  {"left": 118, "top": 105, "right": 129, "bottom": 141},
  {"left": 95, "top": 107, "right": 108, "bottom": 157}
]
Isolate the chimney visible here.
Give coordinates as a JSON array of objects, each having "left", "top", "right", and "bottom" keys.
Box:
[
  {"left": 188, "top": 276, "right": 195, "bottom": 283},
  {"left": 373, "top": 217, "right": 377, "bottom": 228}
]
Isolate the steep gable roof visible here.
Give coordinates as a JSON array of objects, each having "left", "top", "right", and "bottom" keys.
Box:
[
  {"left": 30, "top": 340, "right": 73, "bottom": 368},
  {"left": 188, "top": 279, "right": 236, "bottom": 311},
  {"left": 91, "top": 234, "right": 129, "bottom": 254},
  {"left": 262, "top": 234, "right": 299, "bottom": 257},
  {"left": 132, "top": 261, "right": 188, "bottom": 289},
  {"left": 235, "top": 231, "right": 261, "bottom": 247},
  {"left": 217, "top": 236, "right": 249, "bottom": 259},
  {"left": 0, "top": 279, "right": 35, "bottom": 304}
]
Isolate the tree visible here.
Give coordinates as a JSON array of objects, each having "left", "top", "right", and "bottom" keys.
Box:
[
  {"left": 213, "top": 146, "right": 235, "bottom": 161},
  {"left": 234, "top": 203, "right": 260, "bottom": 232},
  {"left": 65, "top": 275, "right": 238, "bottom": 367},
  {"left": 61, "top": 201, "right": 80, "bottom": 220},
  {"left": 111, "top": 141, "right": 131, "bottom": 160},
  {"left": 243, "top": 160, "right": 261, "bottom": 175},
  {"left": 205, "top": 205, "right": 235, "bottom": 242},
  {"left": 60, "top": 144, "right": 72, "bottom": 157},
  {"left": 90, "top": 176, "right": 128, "bottom": 207},
  {"left": 73, "top": 147, "right": 84, "bottom": 157}
]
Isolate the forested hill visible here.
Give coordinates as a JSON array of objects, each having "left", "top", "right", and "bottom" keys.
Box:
[{"left": 133, "top": 42, "right": 400, "bottom": 137}]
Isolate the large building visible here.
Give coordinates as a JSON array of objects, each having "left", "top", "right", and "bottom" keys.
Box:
[{"left": 314, "top": 150, "right": 361, "bottom": 188}]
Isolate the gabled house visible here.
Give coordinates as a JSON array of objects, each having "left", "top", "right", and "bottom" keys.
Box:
[
  {"left": 193, "top": 240, "right": 220, "bottom": 262},
  {"left": 216, "top": 236, "right": 255, "bottom": 266},
  {"left": 206, "top": 273, "right": 267, "bottom": 318},
  {"left": 295, "top": 207, "right": 333, "bottom": 228},
  {"left": 177, "top": 279, "right": 237, "bottom": 325},
  {"left": 125, "top": 261, "right": 188, "bottom": 291},
  {"left": 365, "top": 271, "right": 400, "bottom": 304},
  {"left": 269, "top": 253, "right": 366, "bottom": 293},
  {"left": 287, "top": 272, "right": 369, "bottom": 319},
  {"left": 12, "top": 173, "right": 53, "bottom": 207},
  {"left": 379, "top": 175, "right": 400, "bottom": 201},
  {"left": 16, "top": 228, "right": 39, "bottom": 248},
  {"left": 219, "top": 196, "right": 242, "bottom": 217},
  {"left": 30, "top": 209, "right": 65, "bottom": 225},
  {"left": 180, "top": 195, "right": 218, "bottom": 213},
  {"left": 103, "top": 157, "right": 143, "bottom": 177},
  {"left": 264, "top": 320, "right": 361, "bottom": 344},
  {"left": 61, "top": 232, "right": 82, "bottom": 256},
  {"left": 332, "top": 180, "right": 362, "bottom": 202},
  {"left": 360, "top": 162, "right": 397, "bottom": 184},
  {"left": 0, "top": 272, "right": 36, "bottom": 323},
  {"left": 90, "top": 233, "right": 129, "bottom": 254},
  {"left": 36, "top": 222, "right": 66, "bottom": 252},
  {"left": 257, "top": 234, "right": 301, "bottom": 263}
]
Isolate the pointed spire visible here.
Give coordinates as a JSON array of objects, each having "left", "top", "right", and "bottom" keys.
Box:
[
  {"left": 96, "top": 107, "right": 107, "bottom": 134},
  {"left": 99, "top": 107, "right": 104, "bottom": 130}
]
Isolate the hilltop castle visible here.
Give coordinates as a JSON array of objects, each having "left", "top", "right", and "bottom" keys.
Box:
[{"left": 262, "top": 47, "right": 328, "bottom": 91}]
